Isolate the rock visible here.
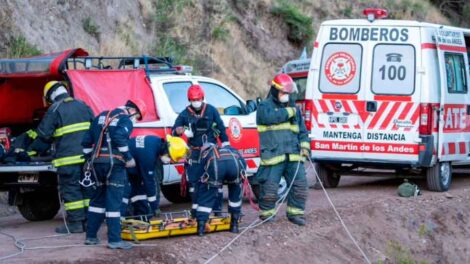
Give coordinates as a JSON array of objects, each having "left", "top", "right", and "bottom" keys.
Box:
[{"left": 445, "top": 193, "right": 453, "bottom": 199}]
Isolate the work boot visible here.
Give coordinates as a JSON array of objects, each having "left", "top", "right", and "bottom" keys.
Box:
[
  {"left": 259, "top": 215, "right": 275, "bottom": 223},
  {"left": 84, "top": 237, "right": 100, "bottom": 245},
  {"left": 213, "top": 211, "right": 223, "bottom": 217},
  {"left": 154, "top": 209, "right": 161, "bottom": 218},
  {"left": 197, "top": 221, "right": 206, "bottom": 237},
  {"left": 107, "top": 241, "right": 133, "bottom": 250},
  {"left": 287, "top": 216, "right": 305, "bottom": 226},
  {"left": 229, "top": 214, "right": 240, "bottom": 233},
  {"left": 55, "top": 221, "right": 84, "bottom": 234}
]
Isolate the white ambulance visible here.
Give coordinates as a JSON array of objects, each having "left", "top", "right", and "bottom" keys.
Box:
[{"left": 306, "top": 8, "right": 470, "bottom": 191}]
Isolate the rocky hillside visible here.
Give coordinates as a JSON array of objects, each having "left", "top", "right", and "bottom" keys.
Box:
[{"left": 0, "top": 0, "right": 455, "bottom": 98}]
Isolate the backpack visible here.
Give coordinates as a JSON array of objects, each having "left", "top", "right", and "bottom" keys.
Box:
[{"left": 397, "top": 179, "right": 421, "bottom": 197}]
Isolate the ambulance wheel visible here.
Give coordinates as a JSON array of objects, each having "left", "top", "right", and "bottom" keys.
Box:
[
  {"left": 426, "top": 162, "right": 452, "bottom": 192},
  {"left": 317, "top": 163, "right": 340, "bottom": 188},
  {"left": 17, "top": 190, "right": 60, "bottom": 221},
  {"left": 161, "top": 183, "right": 191, "bottom": 203}
]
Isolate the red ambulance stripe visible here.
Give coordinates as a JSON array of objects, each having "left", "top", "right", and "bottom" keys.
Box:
[
  {"left": 312, "top": 140, "right": 418, "bottom": 155},
  {"left": 368, "top": 102, "right": 389, "bottom": 129},
  {"left": 438, "top": 45, "right": 467, "bottom": 53},
  {"left": 314, "top": 41, "right": 319, "bottom": 48},
  {"left": 322, "top": 94, "right": 358, "bottom": 100},
  {"left": 405, "top": 107, "right": 420, "bottom": 131},
  {"left": 381, "top": 102, "right": 401, "bottom": 129},
  {"left": 459, "top": 142, "right": 466, "bottom": 154},
  {"left": 353, "top": 101, "right": 369, "bottom": 123},
  {"left": 311, "top": 100, "right": 324, "bottom": 128},
  {"left": 374, "top": 95, "right": 411, "bottom": 102},
  {"left": 421, "top": 43, "right": 437, "bottom": 50},
  {"left": 319, "top": 100, "right": 337, "bottom": 128},
  {"left": 448, "top": 142, "right": 456, "bottom": 154}
]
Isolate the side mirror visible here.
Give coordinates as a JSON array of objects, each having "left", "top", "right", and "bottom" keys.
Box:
[{"left": 245, "top": 100, "right": 257, "bottom": 113}]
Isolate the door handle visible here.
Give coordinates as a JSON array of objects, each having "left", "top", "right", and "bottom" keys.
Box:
[{"left": 366, "top": 101, "right": 377, "bottom": 112}]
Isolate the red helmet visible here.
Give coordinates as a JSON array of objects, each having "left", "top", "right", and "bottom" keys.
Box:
[
  {"left": 271, "top": 73, "right": 297, "bottom": 94},
  {"left": 126, "top": 98, "right": 147, "bottom": 121},
  {"left": 187, "top": 84, "right": 205, "bottom": 101}
]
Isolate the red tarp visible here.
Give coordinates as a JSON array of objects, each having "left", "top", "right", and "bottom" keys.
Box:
[
  {"left": 67, "top": 69, "right": 158, "bottom": 121},
  {"left": 0, "top": 49, "right": 88, "bottom": 127}
]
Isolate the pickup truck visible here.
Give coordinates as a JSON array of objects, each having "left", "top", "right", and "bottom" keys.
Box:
[{"left": 0, "top": 48, "right": 261, "bottom": 221}]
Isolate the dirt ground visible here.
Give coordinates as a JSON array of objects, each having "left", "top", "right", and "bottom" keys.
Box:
[{"left": 1, "top": 166, "right": 470, "bottom": 264}]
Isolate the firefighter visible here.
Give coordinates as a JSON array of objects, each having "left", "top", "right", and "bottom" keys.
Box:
[
  {"left": 195, "top": 144, "right": 245, "bottom": 236},
  {"left": 172, "top": 84, "right": 229, "bottom": 217},
  {"left": 30, "top": 81, "right": 94, "bottom": 233},
  {"left": 256, "top": 73, "right": 310, "bottom": 226},
  {"left": 82, "top": 99, "right": 146, "bottom": 250},
  {"left": 122, "top": 135, "right": 171, "bottom": 218}
]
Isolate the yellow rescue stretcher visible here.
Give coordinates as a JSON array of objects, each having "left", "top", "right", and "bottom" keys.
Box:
[{"left": 121, "top": 211, "right": 231, "bottom": 241}]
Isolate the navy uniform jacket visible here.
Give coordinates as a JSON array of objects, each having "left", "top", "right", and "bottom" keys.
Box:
[
  {"left": 82, "top": 108, "right": 133, "bottom": 163},
  {"left": 128, "top": 135, "right": 167, "bottom": 176},
  {"left": 172, "top": 103, "right": 228, "bottom": 148}
]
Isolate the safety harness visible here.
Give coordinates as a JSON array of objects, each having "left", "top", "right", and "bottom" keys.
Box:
[{"left": 80, "top": 111, "right": 126, "bottom": 187}]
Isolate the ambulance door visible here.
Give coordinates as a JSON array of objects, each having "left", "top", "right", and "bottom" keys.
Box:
[
  {"left": 312, "top": 38, "right": 365, "bottom": 161},
  {"left": 363, "top": 27, "right": 421, "bottom": 162},
  {"left": 435, "top": 28, "right": 470, "bottom": 162}
]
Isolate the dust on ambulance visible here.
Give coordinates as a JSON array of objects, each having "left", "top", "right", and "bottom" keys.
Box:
[{"left": 306, "top": 8, "right": 470, "bottom": 192}]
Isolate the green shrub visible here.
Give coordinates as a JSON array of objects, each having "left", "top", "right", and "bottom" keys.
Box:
[
  {"left": 82, "top": 17, "right": 100, "bottom": 40},
  {"left": 212, "top": 24, "right": 230, "bottom": 41},
  {"left": 270, "top": 0, "right": 313, "bottom": 46},
  {"left": 7, "top": 36, "right": 41, "bottom": 58}
]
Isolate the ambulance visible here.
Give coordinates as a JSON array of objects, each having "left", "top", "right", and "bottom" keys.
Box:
[{"left": 306, "top": 8, "right": 470, "bottom": 192}]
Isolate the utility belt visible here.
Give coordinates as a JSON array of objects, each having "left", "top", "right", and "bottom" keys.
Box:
[{"left": 93, "top": 153, "right": 125, "bottom": 164}]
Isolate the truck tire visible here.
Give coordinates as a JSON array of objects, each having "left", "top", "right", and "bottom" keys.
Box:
[
  {"left": 17, "top": 191, "right": 60, "bottom": 221},
  {"left": 427, "top": 162, "right": 452, "bottom": 192},
  {"left": 317, "top": 163, "right": 340, "bottom": 188},
  {"left": 161, "top": 183, "right": 191, "bottom": 203}
]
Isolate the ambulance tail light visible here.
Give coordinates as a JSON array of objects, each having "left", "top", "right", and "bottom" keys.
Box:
[{"left": 419, "top": 103, "right": 432, "bottom": 135}]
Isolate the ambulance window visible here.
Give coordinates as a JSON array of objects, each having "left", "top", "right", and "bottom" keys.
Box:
[
  {"left": 199, "top": 82, "right": 245, "bottom": 115},
  {"left": 290, "top": 77, "right": 307, "bottom": 101},
  {"left": 444, "top": 53, "right": 467, "bottom": 94},
  {"left": 372, "top": 44, "right": 415, "bottom": 95},
  {"left": 163, "top": 81, "right": 192, "bottom": 113},
  {"left": 319, "top": 43, "right": 362, "bottom": 94}
]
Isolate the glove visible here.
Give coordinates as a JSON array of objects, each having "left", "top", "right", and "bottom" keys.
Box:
[
  {"left": 125, "top": 158, "right": 136, "bottom": 168},
  {"left": 184, "top": 126, "right": 194, "bottom": 138},
  {"left": 285, "top": 107, "right": 297, "bottom": 119},
  {"left": 175, "top": 126, "right": 185, "bottom": 136},
  {"left": 160, "top": 154, "right": 171, "bottom": 164},
  {"left": 301, "top": 149, "right": 309, "bottom": 157},
  {"left": 221, "top": 141, "right": 230, "bottom": 148}
]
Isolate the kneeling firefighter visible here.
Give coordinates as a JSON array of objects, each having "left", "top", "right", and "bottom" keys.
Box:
[
  {"left": 82, "top": 99, "right": 146, "bottom": 250},
  {"left": 256, "top": 73, "right": 310, "bottom": 226},
  {"left": 32, "top": 81, "right": 95, "bottom": 233},
  {"left": 122, "top": 135, "right": 188, "bottom": 218}
]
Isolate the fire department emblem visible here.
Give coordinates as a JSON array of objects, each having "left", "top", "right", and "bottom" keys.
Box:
[
  {"left": 229, "top": 118, "right": 242, "bottom": 141},
  {"left": 325, "top": 52, "right": 356, "bottom": 86}
]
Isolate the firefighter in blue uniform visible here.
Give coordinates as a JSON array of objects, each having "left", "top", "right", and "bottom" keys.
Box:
[
  {"left": 172, "top": 84, "right": 229, "bottom": 217},
  {"left": 82, "top": 99, "right": 146, "bottom": 250},
  {"left": 195, "top": 144, "right": 246, "bottom": 236},
  {"left": 256, "top": 73, "right": 310, "bottom": 226},
  {"left": 122, "top": 135, "right": 169, "bottom": 218},
  {"left": 32, "top": 81, "right": 94, "bottom": 233}
]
